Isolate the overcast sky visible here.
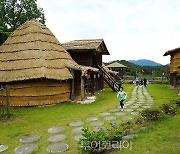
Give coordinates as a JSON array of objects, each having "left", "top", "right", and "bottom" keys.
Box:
[{"left": 37, "top": 0, "right": 180, "bottom": 65}]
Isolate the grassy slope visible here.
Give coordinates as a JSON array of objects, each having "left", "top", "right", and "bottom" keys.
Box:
[
  {"left": 0, "top": 84, "right": 134, "bottom": 154},
  {"left": 119, "top": 84, "right": 180, "bottom": 154}
]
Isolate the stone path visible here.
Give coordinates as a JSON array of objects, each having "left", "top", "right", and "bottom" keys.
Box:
[{"left": 3, "top": 86, "right": 154, "bottom": 153}]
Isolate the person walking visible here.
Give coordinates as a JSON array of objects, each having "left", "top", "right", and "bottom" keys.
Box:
[
  {"left": 117, "top": 87, "right": 127, "bottom": 111},
  {"left": 144, "top": 78, "right": 147, "bottom": 87},
  {"left": 135, "top": 76, "right": 139, "bottom": 86}
]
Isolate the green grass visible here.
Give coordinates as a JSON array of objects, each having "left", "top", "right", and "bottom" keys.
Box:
[
  {"left": 0, "top": 84, "right": 134, "bottom": 154},
  {"left": 119, "top": 84, "right": 180, "bottom": 154}
]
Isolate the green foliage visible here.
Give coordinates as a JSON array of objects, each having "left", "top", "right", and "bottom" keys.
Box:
[
  {"left": 140, "top": 109, "right": 163, "bottom": 121},
  {"left": 171, "top": 98, "right": 180, "bottom": 106},
  {"left": 106, "top": 60, "right": 170, "bottom": 77},
  {"left": 79, "top": 125, "right": 123, "bottom": 153},
  {"left": 160, "top": 103, "right": 177, "bottom": 116},
  {"left": 0, "top": 0, "right": 45, "bottom": 44}
]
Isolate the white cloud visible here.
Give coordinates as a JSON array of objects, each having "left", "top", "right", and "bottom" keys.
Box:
[{"left": 37, "top": 0, "right": 180, "bottom": 65}]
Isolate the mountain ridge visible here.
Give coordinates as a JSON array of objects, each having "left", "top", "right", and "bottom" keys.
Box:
[{"left": 128, "top": 59, "right": 162, "bottom": 66}]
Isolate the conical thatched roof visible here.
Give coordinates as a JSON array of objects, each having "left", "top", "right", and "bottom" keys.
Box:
[
  {"left": 0, "top": 19, "right": 97, "bottom": 82},
  {"left": 106, "top": 62, "right": 127, "bottom": 68}
]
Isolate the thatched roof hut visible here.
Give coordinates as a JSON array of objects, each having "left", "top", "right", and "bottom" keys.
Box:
[
  {"left": 62, "top": 39, "right": 109, "bottom": 55},
  {"left": 0, "top": 19, "right": 97, "bottom": 106},
  {"left": 106, "top": 62, "right": 127, "bottom": 68},
  {"left": 164, "top": 47, "right": 180, "bottom": 87}
]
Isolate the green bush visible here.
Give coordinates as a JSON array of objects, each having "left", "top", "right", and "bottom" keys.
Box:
[
  {"left": 79, "top": 125, "right": 123, "bottom": 153},
  {"left": 140, "top": 109, "right": 163, "bottom": 121},
  {"left": 152, "top": 80, "right": 169, "bottom": 84},
  {"left": 160, "top": 103, "right": 176, "bottom": 116},
  {"left": 171, "top": 98, "right": 180, "bottom": 106}
]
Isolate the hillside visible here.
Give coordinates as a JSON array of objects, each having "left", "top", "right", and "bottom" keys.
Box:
[
  {"left": 129, "top": 59, "right": 162, "bottom": 66},
  {"left": 105, "top": 60, "right": 169, "bottom": 77}
]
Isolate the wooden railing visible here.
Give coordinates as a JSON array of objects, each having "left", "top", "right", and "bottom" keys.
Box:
[{"left": 98, "top": 65, "right": 119, "bottom": 92}]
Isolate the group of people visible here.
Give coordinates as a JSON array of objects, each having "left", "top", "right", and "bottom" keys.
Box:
[{"left": 134, "top": 77, "right": 148, "bottom": 87}]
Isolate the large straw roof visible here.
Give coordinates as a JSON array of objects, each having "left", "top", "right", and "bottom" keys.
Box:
[
  {"left": 106, "top": 62, "right": 127, "bottom": 68},
  {"left": 164, "top": 47, "right": 180, "bottom": 56},
  {"left": 0, "top": 19, "right": 97, "bottom": 82},
  {"left": 62, "top": 39, "right": 109, "bottom": 55}
]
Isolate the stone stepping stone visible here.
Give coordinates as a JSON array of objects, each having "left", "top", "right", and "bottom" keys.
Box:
[
  {"left": 19, "top": 135, "right": 40, "bottom": 143},
  {"left": 94, "top": 127, "right": 109, "bottom": 132},
  {"left": 137, "top": 102, "right": 145, "bottom": 104},
  {"left": 69, "top": 121, "right": 84, "bottom": 127},
  {"left": 0, "top": 145, "right": 8, "bottom": 153},
  {"left": 114, "top": 112, "right": 126, "bottom": 116},
  {"left": 87, "top": 117, "right": 98, "bottom": 121},
  {"left": 90, "top": 121, "right": 104, "bottom": 126},
  {"left": 122, "top": 116, "right": 134, "bottom": 120},
  {"left": 130, "top": 106, "right": 139, "bottom": 109},
  {"left": 71, "top": 127, "right": 83, "bottom": 134},
  {"left": 109, "top": 108, "right": 119, "bottom": 112},
  {"left": 124, "top": 109, "right": 134, "bottom": 112},
  {"left": 142, "top": 106, "right": 151, "bottom": 109},
  {"left": 99, "top": 112, "right": 110, "bottom": 117},
  {"left": 47, "top": 134, "right": 66, "bottom": 143},
  {"left": 131, "top": 112, "right": 139, "bottom": 116},
  {"left": 136, "top": 108, "right": 144, "bottom": 111},
  {"left": 48, "top": 127, "right": 65, "bottom": 134},
  {"left": 110, "top": 120, "right": 122, "bottom": 126},
  {"left": 74, "top": 135, "right": 86, "bottom": 141},
  {"left": 122, "top": 134, "right": 137, "bottom": 140},
  {"left": 104, "top": 116, "right": 116, "bottom": 121},
  {"left": 15, "top": 144, "right": 38, "bottom": 154},
  {"left": 46, "top": 143, "right": 69, "bottom": 153}
]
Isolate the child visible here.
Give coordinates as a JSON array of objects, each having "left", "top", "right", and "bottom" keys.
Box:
[{"left": 117, "top": 87, "right": 127, "bottom": 111}]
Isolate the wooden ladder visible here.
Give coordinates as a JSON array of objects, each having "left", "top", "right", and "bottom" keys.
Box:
[{"left": 98, "top": 65, "right": 119, "bottom": 92}]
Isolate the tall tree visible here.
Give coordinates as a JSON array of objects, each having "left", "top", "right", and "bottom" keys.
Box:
[{"left": 0, "top": 0, "right": 45, "bottom": 44}]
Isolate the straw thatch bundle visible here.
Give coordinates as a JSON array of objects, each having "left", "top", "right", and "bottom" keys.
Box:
[
  {"left": 0, "top": 19, "right": 97, "bottom": 83},
  {"left": 106, "top": 62, "right": 127, "bottom": 68},
  {"left": 62, "top": 39, "right": 109, "bottom": 55}
]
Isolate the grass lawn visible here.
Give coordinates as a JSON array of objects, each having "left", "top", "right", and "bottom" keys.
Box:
[
  {"left": 119, "top": 84, "right": 180, "bottom": 154},
  {"left": 0, "top": 84, "right": 134, "bottom": 154}
]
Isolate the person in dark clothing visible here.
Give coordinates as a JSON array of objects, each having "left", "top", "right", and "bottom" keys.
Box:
[
  {"left": 144, "top": 78, "right": 147, "bottom": 87},
  {"left": 118, "top": 78, "right": 122, "bottom": 91}
]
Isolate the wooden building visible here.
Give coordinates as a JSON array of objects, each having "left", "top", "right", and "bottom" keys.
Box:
[
  {"left": 63, "top": 39, "right": 109, "bottom": 92},
  {"left": 106, "top": 62, "right": 127, "bottom": 78},
  {"left": 164, "top": 47, "right": 180, "bottom": 87},
  {"left": 0, "top": 19, "right": 97, "bottom": 106}
]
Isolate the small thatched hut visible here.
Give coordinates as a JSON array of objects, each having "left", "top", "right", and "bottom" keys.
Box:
[
  {"left": 0, "top": 19, "right": 97, "bottom": 106},
  {"left": 106, "top": 62, "right": 127, "bottom": 78},
  {"left": 164, "top": 47, "right": 180, "bottom": 87}
]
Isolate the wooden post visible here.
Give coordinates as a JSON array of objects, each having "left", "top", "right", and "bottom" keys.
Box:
[
  {"left": 70, "top": 70, "right": 75, "bottom": 100},
  {"left": 5, "top": 85, "right": 10, "bottom": 118},
  {"left": 81, "top": 75, "right": 85, "bottom": 101},
  {"left": 90, "top": 73, "right": 94, "bottom": 96}
]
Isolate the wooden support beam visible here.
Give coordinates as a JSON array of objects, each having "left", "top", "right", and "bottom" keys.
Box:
[
  {"left": 70, "top": 70, "right": 75, "bottom": 100},
  {"left": 6, "top": 85, "right": 10, "bottom": 118},
  {"left": 90, "top": 73, "right": 94, "bottom": 96},
  {"left": 81, "top": 75, "right": 85, "bottom": 101}
]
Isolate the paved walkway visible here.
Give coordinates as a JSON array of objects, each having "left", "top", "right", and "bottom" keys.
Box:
[{"left": 1, "top": 86, "right": 154, "bottom": 153}]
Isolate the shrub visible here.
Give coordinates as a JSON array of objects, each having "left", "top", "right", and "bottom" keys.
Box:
[
  {"left": 140, "top": 109, "right": 163, "bottom": 121},
  {"left": 121, "top": 121, "right": 134, "bottom": 135},
  {"left": 160, "top": 103, "right": 176, "bottom": 116},
  {"left": 171, "top": 98, "right": 180, "bottom": 107},
  {"left": 79, "top": 125, "right": 123, "bottom": 153}
]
